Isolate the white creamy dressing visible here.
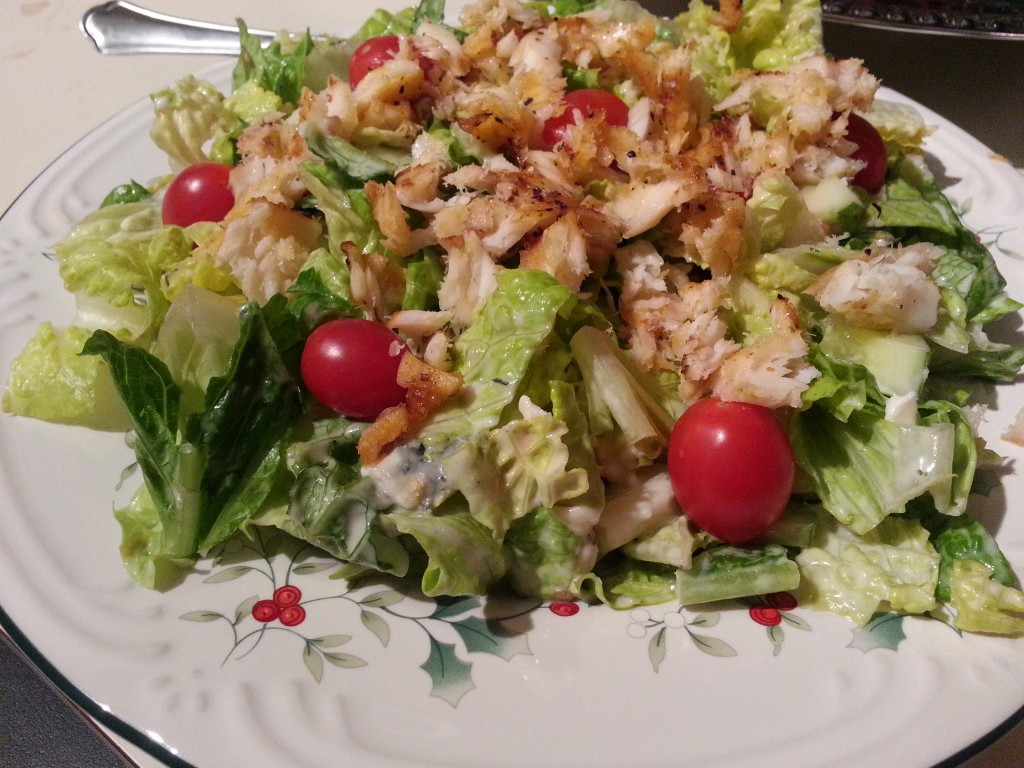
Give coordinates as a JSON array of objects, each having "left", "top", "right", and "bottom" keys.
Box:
[{"left": 362, "top": 441, "right": 450, "bottom": 511}]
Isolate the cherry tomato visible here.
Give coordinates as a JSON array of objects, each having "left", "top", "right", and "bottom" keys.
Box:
[
  {"left": 300, "top": 318, "right": 408, "bottom": 420},
  {"left": 349, "top": 35, "right": 402, "bottom": 88},
  {"left": 667, "top": 397, "right": 794, "bottom": 545},
  {"left": 161, "top": 162, "right": 235, "bottom": 228},
  {"left": 845, "top": 112, "right": 888, "bottom": 194},
  {"left": 541, "top": 89, "right": 630, "bottom": 150}
]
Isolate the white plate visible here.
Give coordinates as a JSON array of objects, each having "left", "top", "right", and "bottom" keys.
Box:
[{"left": 3, "top": 24, "right": 1024, "bottom": 768}]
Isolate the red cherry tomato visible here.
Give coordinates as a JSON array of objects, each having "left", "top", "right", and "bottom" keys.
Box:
[
  {"left": 845, "top": 112, "right": 888, "bottom": 194},
  {"left": 348, "top": 35, "right": 403, "bottom": 88},
  {"left": 348, "top": 35, "right": 433, "bottom": 89},
  {"left": 300, "top": 318, "right": 408, "bottom": 420},
  {"left": 667, "top": 397, "right": 794, "bottom": 546},
  {"left": 541, "top": 89, "right": 630, "bottom": 149},
  {"left": 161, "top": 162, "right": 235, "bottom": 228}
]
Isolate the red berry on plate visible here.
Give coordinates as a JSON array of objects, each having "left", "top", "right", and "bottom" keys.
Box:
[
  {"left": 749, "top": 605, "right": 782, "bottom": 626},
  {"left": 279, "top": 605, "right": 307, "bottom": 627},
  {"left": 549, "top": 601, "right": 580, "bottom": 617},
  {"left": 273, "top": 585, "right": 302, "bottom": 608},
  {"left": 252, "top": 599, "right": 280, "bottom": 623}
]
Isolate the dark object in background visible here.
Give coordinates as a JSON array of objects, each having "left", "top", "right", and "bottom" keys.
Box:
[
  {"left": 823, "top": 21, "right": 1023, "bottom": 166},
  {"left": 821, "top": 0, "right": 1024, "bottom": 38}
]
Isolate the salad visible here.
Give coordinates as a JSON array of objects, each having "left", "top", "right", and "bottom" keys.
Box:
[{"left": 5, "top": 0, "right": 1024, "bottom": 636}]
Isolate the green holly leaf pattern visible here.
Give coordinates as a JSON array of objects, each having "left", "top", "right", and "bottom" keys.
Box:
[
  {"left": 303, "top": 643, "right": 325, "bottom": 683},
  {"left": 204, "top": 566, "right": 256, "bottom": 583},
  {"left": 322, "top": 652, "right": 367, "bottom": 669},
  {"left": 234, "top": 596, "right": 258, "bottom": 623},
  {"left": 450, "top": 616, "right": 530, "bottom": 660},
  {"left": 358, "top": 589, "right": 406, "bottom": 609},
  {"left": 179, "top": 610, "right": 222, "bottom": 623},
  {"left": 421, "top": 638, "right": 475, "bottom": 706},
  {"left": 848, "top": 613, "right": 907, "bottom": 652},
  {"left": 430, "top": 596, "right": 482, "bottom": 620},
  {"left": 687, "top": 631, "right": 737, "bottom": 658},
  {"left": 648, "top": 626, "right": 668, "bottom": 672},
  {"left": 360, "top": 609, "right": 391, "bottom": 647}
]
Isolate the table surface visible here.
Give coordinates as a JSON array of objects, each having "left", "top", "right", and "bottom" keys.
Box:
[{"left": 1, "top": 2, "right": 1022, "bottom": 767}]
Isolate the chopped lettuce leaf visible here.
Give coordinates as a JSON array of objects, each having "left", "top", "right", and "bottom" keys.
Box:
[
  {"left": 54, "top": 201, "right": 192, "bottom": 342},
  {"left": 571, "top": 325, "right": 679, "bottom": 470},
  {"left": 859, "top": 100, "right": 932, "bottom": 155},
  {"left": 795, "top": 517, "right": 940, "bottom": 624},
  {"left": 790, "top": 394, "right": 967, "bottom": 534},
  {"left": 577, "top": 555, "right": 678, "bottom": 610},
  {"left": 421, "top": 269, "right": 579, "bottom": 447},
  {"left": 732, "top": 0, "right": 823, "bottom": 72},
  {"left": 677, "top": 544, "right": 799, "bottom": 605},
  {"left": 673, "top": 1, "right": 735, "bottom": 103},
  {"left": 101, "top": 181, "right": 151, "bottom": 208},
  {"left": 931, "top": 518, "right": 1016, "bottom": 602},
  {"left": 233, "top": 22, "right": 313, "bottom": 107},
  {"left": 273, "top": 416, "right": 410, "bottom": 575},
  {"left": 150, "top": 76, "right": 238, "bottom": 171},
  {"left": 950, "top": 560, "right": 1024, "bottom": 635},
  {"left": 300, "top": 161, "right": 384, "bottom": 254},
  {"left": 82, "top": 302, "right": 302, "bottom": 585},
  {"left": 386, "top": 510, "right": 508, "bottom": 596},
  {"left": 622, "top": 517, "right": 704, "bottom": 569},
  {"left": 224, "top": 79, "right": 284, "bottom": 123},
  {"left": 748, "top": 171, "right": 827, "bottom": 251},
  {"left": 150, "top": 286, "right": 244, "bottom": 420},
  {"left": 2, "top": 323, "right": 128, "bottom": 429},
  {"left": 505, "top": 507, "right": 592, "bottom": 600}
]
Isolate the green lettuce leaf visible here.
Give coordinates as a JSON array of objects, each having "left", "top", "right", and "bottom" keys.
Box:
[
  {"left": 505, "top": 507, "right": 591, "bottom": 600},
  {"left": 571, "top": 325, "right": 679, "bottom": 470},
  {"left": 930, "top": 518, "right": 1016, "bottom": 602},
  {"left": 732, "top": 0, "right": 823, "bottom": 72},
  {"left": 949, "top": 559, "right": 1024, "bottom": 635},
  {"left": 233, "top": 22, "right": 313, "bottom": 107},
  {"left": 101, "top": 181, "right": 151, "bottom": 207},
  {"left": 575, "top": 555, "right": 677, "bottom": 610},
  {"left": 420, "top": 269, "right": 579, "bottom": 448},
  {"left": 791, "top": 383, "right": 970, "bottom": 533},
  {"left": 385, "top": 509, "right": 508, "bottom": 596},
  {"left": 859, "top": 100, "right": 932, "bottom": 155},
  {"left": 795, "top": 517, "right": 940, "bottom": 624},
  {"left": 748, "top": 171, "right": 828, "bottom": 251},
  {"left": 54, "top": 202, "right": 192, "bottom": 341},
  {"left": 300, "top": 161, "right": 385, "bottom": 254},
  {"left": 150, "top": 76, "right": 238, "bottom": 170},
  {"left": 2, "top": 323, "right": 128, "bottom": 429},
  {"left": 270, "top": 416, "right": 410, "bottom": 576},
  {"left": 149, "top": 286, "right": 244, "bottom": 421},
  {"left": 676, "top": 544, "right": 799, "bottom": 605},
  {"left": 82, "top": 302, "right": 302, "bottom": 587}
]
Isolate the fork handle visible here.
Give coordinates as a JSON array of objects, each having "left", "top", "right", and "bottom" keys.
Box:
[{"left": 80, "top": 1, "right": 275, "bottom": 55}]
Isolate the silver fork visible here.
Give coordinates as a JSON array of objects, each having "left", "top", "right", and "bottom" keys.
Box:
[{"left": 81, "top": 1, "right": 277, "bottom": 55}]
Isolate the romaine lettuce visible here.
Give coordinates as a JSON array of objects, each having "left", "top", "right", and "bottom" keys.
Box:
[
  {"left": 795, "top": 517, "right": 940, "bottom": 624},
  {"left": 2, "top": 323, "right": 128, "bottom": 429},
  {"left": 82, "top": 302, "right": 302, "bottom": 587}
]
